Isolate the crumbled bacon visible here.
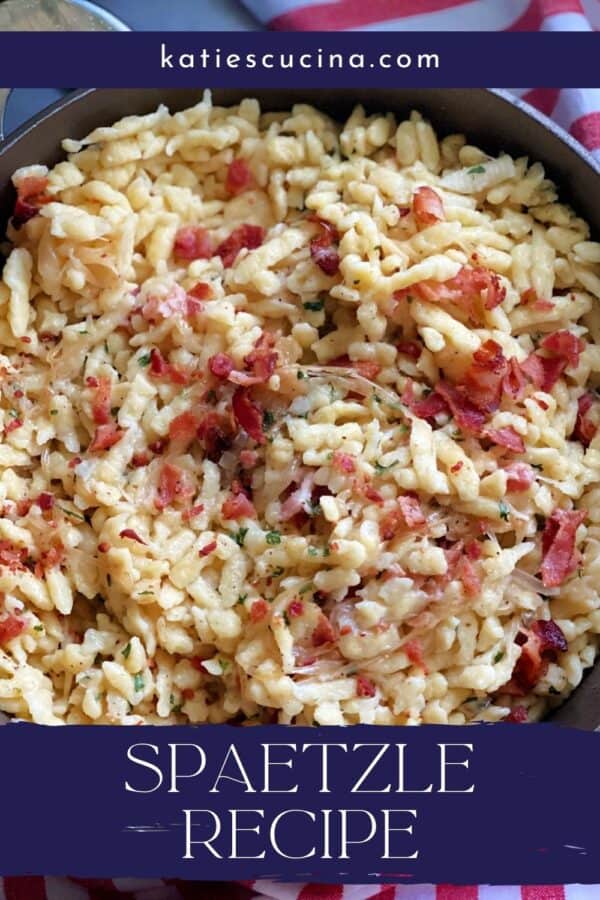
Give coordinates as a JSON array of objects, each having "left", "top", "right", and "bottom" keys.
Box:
[
  {"left": 503, "top": 357, "right": 528, "bottom": 402},
  {"left": 91, "top": 375, "right": 112, "bottom": 425},
  {"left": 0, "top": 613, "right": 26, "bottom": 644},
  {"left": 0, "top": 541, "right": 27, "bottom": 571},
  {"left": 540, "top": 330, "right": 583, "bottom": 368},
  {"left": 169, "top": 411, "right": 199, "bottom": 446},
  {"left": 288, "top": 600, "right": 304, "bottom": 618},
  {"left": 239, "top": 449, "right": 258, "bottom": 469},
  {"left": 458, "top": 556, "right": 481, "bottom": 598},
  {"left": 396, "top": 265, "right": 505, "bottom": 322},
  {"left": 4, "top": 417, "right": 22, "bottom": 434},
  {"left": 155, "top": 463, "right": 194, "bottom": 510},
  {"left": 521, "top": 288, "right": 554, "bottom": 312},
  {"left": 483, "top": 426, "right": 525, "bottom": 454},
  {"left": 460, "top": 340, "right": 508, "bottom": 414},
  {"left": 332, "top": 451, "right": 356, "bottom": 474},
  {"left": 89, "top": 423, "right": 123, "bottom": 452},
  {"left": 98, "top": 542, "right": 110, "bottom": 553},
  {"left": 182, "top": 503, "right": 204, "bottom": 521},
  {"left": 197, "top": 410, "right": 236, "bottom": 461},
  {"left": 249, "top": 598, "right": 269, "bottom": 622},
  {"left": 148, "top": 348, "right": 192, "bottom": 385},
  {"left": 142, "top": 284, "right": 204, "bottom": 322},
  {"left": 403, "top": 638, "right": 427, "bottom": 670},
  {"left": 397, "top": 340, "right": 422, "bottom": 361},
  {"left": 216, "top": 224, "right": 265, "bottom": 268},
  {"left": 241, "top": 332, "right": 278, "bottom": 384},
  {"left": 12, "top": 176, "right": 51, "bottom": 229},
  {"left": 119, "top": 528, "right": 147, "bottom": 545},
  {"left": 465, "top": 540, "right": 482, "bottom": 560},
  {"left": 312, "top": 614, "right": 335, "bottom": 647},
  {"left": 16, "top": 499, "right": 32, "bottom": 516},
  {"left": 309, "top": 216, "right": 340, "bottom": 276},
  {"left": 131, "top": 452, "right": 150, "bottom": 468},
  {"left": 402, "top": 381, "right": 449, "bottom": 421},
  {"left": 209, "top": 353, "right": 234, "bottom": 379},
  {"left": 173, "top": 225, "right": 214, "bottom": 260},
  {"left": 221, "top": 492, "right": 256, "bottom": 520},
  {"left": 199, "top": 541, "right": 217, "bottom": 557},
  {"left": 504, "top": 462, "right": 535, "bottom": 492},
  {"left": 232, "top": 388, "right": 265, "bottom": 444},
  {"left": 188, "top": 281, "right": 213, "bottom": 301},
  {"left": 380, "top": 495, "right": 426, "bottom": 540},
  {"left": 540, "top": 507, "right": 586, "bottom": 588},
  {"left": 572, "top": 392, "right": 598, "bottom": 447},
  {"left": 412, "top": 186, "right": 445, "bottom": 228},
  {"left": 363, "top": 484, "right": 384, "bottom": 504},
  {"left": 356, "top": 674, "right": 377, "bottom": 697},
  {"left": 34, "top": 542, "right": 65, "bottom": 577},
  {"left": 36, "top": 492, "right": 54, "bottom": 511},
  {"left": 434, "top": 381, "right": 486, "bottom": 433},
  {"left": 501, "top": 619, "right": 568, "bottom": 695},
  {"left": 149, "top": 438, "right": 168, "bottom": 455},
  {"left": 226, "top": 158, "right": 254, "bottom": 196},
  {"left": 521, "top": 331, "right": 583, "bottom": 393},
  {"left": 280, "top": 472, "right": 315, "bottom": 521},
  {"left": 450, "top": 461, "right": 463, "bottom": 474},
  {"left": 329, "top": 355, "right": 381, "bottom": 380},
  {"left": 505, "top": 705, "right": 528, "bottom": 723}
]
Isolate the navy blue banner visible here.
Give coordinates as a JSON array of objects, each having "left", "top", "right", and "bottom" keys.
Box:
[
  {"left": 0, "top": 722, "right": 597, "bottom": 883},
  {"left": 0, "top": 32, "right": 595, "bottom": 87}
]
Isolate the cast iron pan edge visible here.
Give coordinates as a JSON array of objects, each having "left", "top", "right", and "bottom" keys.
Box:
[{"left": 0, "top": 88, "right": 598, "bottom": 729}]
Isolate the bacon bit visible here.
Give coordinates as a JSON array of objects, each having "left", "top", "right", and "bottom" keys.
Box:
[
  {"left": 450, "top": 460, "right": 463, "bottom": 474},
  {"left": 182, "top": 504, "right": 204, "bottom": 522},
  {"left": 356, "top": 674, "right": 377, "bottom": 697},
  {"left": 142, "top": 284, "right": 203, "bottom": 321},
  {"left": 155, "top": 463, "right": 194, "bottom": 511},
  {"left": 403, "top": 638, "right": 427, "bottom": 671},
  {"left": 13, "top": 390, "right": 23, "bottom": 399},
  {"left": 402, "top": 265, "right": 506, "bottom": 321},
  {"left": 221, "top": 492, "right": 256, "bottom": 520},
  {"left": 402, "top": 381, "right": 449, "bottom": 421},
  {"left": 380, "top": 495, "right": 426, "bottom": 540},
  {"left": 540, "top": 507, "right": 586, "bottom": 588},
  {"left": 312, "top": 614, "right": 335, "bottom": 647},
  {"left": 216, "top": 224, "right": 265, "bottom": 268},
  {"left": 397, "top": 205, "right": 411, "bottom": 218},
  {"left": 540, "top": 330, "right": 583, "bottom": 368},
  {"left": 239, "top": 449, "right": 258, "bottom": 469},
  {"left": 12, "top": 175, "right": 51, "bottom": 229},
  {"left": 148, "top": 438, "right": 168, "bottom": 455},
  {"left": 197, "top": 410, "right": 236, "bottom": 461},
  {"left": 501, "top": 619, "right": 568, "bottom": 695},
  {"left": 36, "top": 492, "right": 54, "bottom": 511},
  {"left": 572, "top": 392, "right": 598, "bottom": 447},
  {"left": 226, "top": 158, "right": 254, "bottom": 196},
  {"left": 0, "top": 613, "right": 26, "bottom": 644},
  {"left": 131, "top": 452, "right": 150, "bottom": 468},
  {"left": 328, "top": 355, "right": 381, "bottom": 380},
  {"left": 503, "top": 357, "right": 527, "bottom": 402},
  {"left": 397, "top": 340, "right": 422, "bottom": 361},
  {"left": 168, "top": 411, "right": 199, "bottom": 446},
  {"left": 4, "top": 417, "right": 22, "bottom": 434},
  {"left": 412, "top": 186, "right": 445, "bottom": 228},
  {"left": 504, "top": 462, "right": 535, "bottom": 492},
  {"left": 232, "top": 388, "right": 265, "bottom": 444},
  {"left": 119, "top": 528, "right": 147, "bottom": 545},
  {"left": 458, "top": 556, "right": 481, "bottom": 598},
  {"left": 191, "top": 656, "right": 206, "bottom": 671},
  {"left": 16, "top": 499, "right": 32, "bottom": 516},
  {"left": 0, "top": 541, "right": 27, "bottom": 571},
  {"left": 90, "top": 423, "right": 123, "bottom": 452},
  {"left": 91, "top": 375, "right": 112, "bottom": 425},
  {"left": 434, "top": 381, "right": 486, "bottom": 433},
  {"left": 199, "top": 540, "right": 217, "bottom": 557},
  {"left": 241, "top": 331, "right": 278, "bottom": 384},
  {"left": 309, "top": 215, "right": 340, "bottom": 276},
  {"left": 188, "top": 281, "right": 213, "bottom": 301},
  {"left": 34, "top": 542, "right": 65, "bottom": 577},
  {"left": 39, "top": 332, "right": 58, "bottom": 343},
  {"left": 483, "top": 426, "right": 525, "bottom": 454},
  {"left": 332, "top": 451, "right": 356, "bottom": 474},
  {"left": 505, "top": 705, "right": 528, "bottom": 723},
  {"left": 98, "top": 542, "right": 110, "bottom": 553},
  {"left": 521, "top": 288, "right": 554, "bottom": 312},
  {"left": 173, "top": 225, "right": 214, "bottom": 260},
  {"left": 85, "top": 376, "right": 99, "bottom": 388},
  {"left": 288, "top": 600, "right": 304, "bottom": 618},
  {"left": 461, "top": 340, "right": 508, "bottom": 414},
  {"left": 363, "top": 484, "right": 384, "bottom": 504},
  {"left": 20, "top": 336, "right": 31, "bottom": 344},
  {"left": 181, "top": 688, "right": 195, "bottom": 701},
  {"left": 209, "top": 353, "right": 234, "bottom": 379},
  {"left": 148, "top": 348, "right": 192, "bottom": 385},
  {"left": 465, "top": 540, "right": 482, "bottom": 560},
  {"left": 249, "top": 598, "right": 269, "bottom": 623}
]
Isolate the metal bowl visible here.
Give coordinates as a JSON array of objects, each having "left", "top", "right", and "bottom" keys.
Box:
[{"left": 0, "top": 87, "right": 598, "bottom": 728}]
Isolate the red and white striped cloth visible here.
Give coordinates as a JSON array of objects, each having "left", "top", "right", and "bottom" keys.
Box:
[
  {"left": 239, "top": 0, "right": 600, "bottom": 164},
  {"left": 0, "top": 880, "right": 597, "bottom": 899}
]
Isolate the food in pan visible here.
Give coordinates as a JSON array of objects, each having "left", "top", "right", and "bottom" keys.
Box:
[{"left": 0, "top": 92, "right": 599, "bottom": 725}]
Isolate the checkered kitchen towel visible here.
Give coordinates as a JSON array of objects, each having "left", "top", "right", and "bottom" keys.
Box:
[{"left": 3, "top": 3, "right": 599, "bottom": 900}]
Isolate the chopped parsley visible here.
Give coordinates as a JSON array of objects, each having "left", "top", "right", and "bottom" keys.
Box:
[
  {"left": 374, "top": 460, "right": 397, "bottom": 475},
  {"left": 303, "top": 299, "right": 325, "bottom": 312},
  {"left": 467, "top": 164, "right": 486, "bottom": 174},
  {"left": 299, "top": 583, "right": 313, "bottom": 594},
  {"left": 266, "top": 530, "right": 281, "bottom": 545},
  {"left": 498, "top": 501, "right": 510, "bottom": 522},
  {"left": 59, "top": 505, "right": 85, "bottom": 521},
  {"left": 138, "top": 353, "right": 151, "bottom": 367},
  {"left": 133, "top": 673, "right": 144, "bottom": 693},
  {"left": 532, "top": 463, "right": 543, "bottom": 471},
  {"left": 297, "top": 370, "right": 306, "bottom": 380},
  {"left": 33, "top": 624, "right": 44, "bottom": 632},
  {"left": 283, "top": 611, "right": 291, "bottom": 626},
  {"left": 307, "top": 546, "right": 319, "bottom": 557},
  {"left": 122, "top": 642, "right": 132, "bottom": 660},
  {"left": 220, "top": 659, "right": 230, "bottom": 673},
  {"left": 232, "top": 527, "right": 248, "bottom": 547},
  {"left": 271, "top": 566, "right": 285, "bottom": 577},
  {"left": 493, "top": 650, "right": 504, "bottom": 664},
  {"left": 237, "top": 594, "right": 248, "bottom": 605},
  {"left": 263, "top": 409, "right": 275, "bottom": 429},
  {"left": 205, "top": 389, "right": 217, "bottom": 404},
  {"left": 50, "top": 409, "right": 58, "bottom": 416}
]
